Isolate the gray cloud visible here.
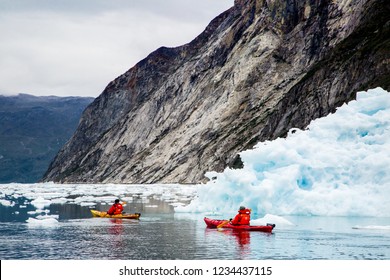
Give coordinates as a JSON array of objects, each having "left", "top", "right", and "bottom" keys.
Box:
[
  {"left": 1, "top": 0, "right": 231, "bottom": 20},
  {"left": 0, "top": 0, "right": 233, "bottom": 97}
]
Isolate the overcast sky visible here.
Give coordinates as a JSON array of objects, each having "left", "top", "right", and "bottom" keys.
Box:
[{"left": 0, "top": 0, "right": 233, "bottom": 97}]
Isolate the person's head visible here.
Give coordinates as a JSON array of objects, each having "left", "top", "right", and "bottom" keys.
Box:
[
  {"left": 239, "top": 206, "right": 246, "bottom": 210},
  {"left": 115, "top": 199, "right": 120, "bottom": 204}
]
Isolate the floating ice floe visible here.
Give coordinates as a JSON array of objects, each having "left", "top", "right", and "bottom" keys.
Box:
[
  {"left": 31, "top": 197, "right": 52, "bottom": 209},
  {"left": 26, "top": 215, "right": 59, "bottom": 226},
  {"left": 0, "top": 183, "right": 198, "bottom": 211},
  {"left": 0, "top": 199, "right": 14, "bottom": 207},
  {"left": 27, "top": 209, "right": 50, "bottom": 215},
  {"left": 352, "top": 225, "right": 390, "bottom": 230},
  {"left": 251, "top": 214, "right": 295, "bottom": 227}
]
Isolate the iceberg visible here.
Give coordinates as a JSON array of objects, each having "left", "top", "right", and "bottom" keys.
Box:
[{"left": 176, "top": 88, "right": 390, "bottom": 217}]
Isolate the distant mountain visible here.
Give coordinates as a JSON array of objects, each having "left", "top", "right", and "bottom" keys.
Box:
[
  {"left": 44, "top": 0, "right": 389, "bottom": 184},
  {"left": 0, "top": 94, "right": 94, "bottom": 183}
]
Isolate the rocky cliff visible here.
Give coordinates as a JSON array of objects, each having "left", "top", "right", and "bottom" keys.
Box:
[{"left": 43, "top": 0, "right": 390, "bottom": 184}]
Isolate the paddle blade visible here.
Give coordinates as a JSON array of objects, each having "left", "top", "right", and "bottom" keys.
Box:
[{"left": 217, "top": 220, "right": 230, "bottom": 228}]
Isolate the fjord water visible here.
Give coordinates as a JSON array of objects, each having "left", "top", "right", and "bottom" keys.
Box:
[
  {"left": 1, "top": 88, "right": 390, "bottom": 259},
  {"left": 0, "top": 199, "right": 389, "bottom": 260}
]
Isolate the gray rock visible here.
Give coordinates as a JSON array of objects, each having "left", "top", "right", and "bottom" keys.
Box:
[{"left": 43, "top": 0, "right": 390, "bottom": 184}]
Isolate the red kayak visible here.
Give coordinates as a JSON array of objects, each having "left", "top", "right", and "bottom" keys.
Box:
[{"left": 204, "top": 217, "right": 275, "bottom": 232}]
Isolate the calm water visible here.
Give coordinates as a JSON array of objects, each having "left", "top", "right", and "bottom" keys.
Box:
[{"left": 0, "top": 198, "right": 389, "bottom": 260}]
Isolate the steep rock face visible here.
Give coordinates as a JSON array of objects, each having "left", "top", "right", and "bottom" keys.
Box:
[{"left": 43, "top": 0, "right": 390, "bottom": 183}]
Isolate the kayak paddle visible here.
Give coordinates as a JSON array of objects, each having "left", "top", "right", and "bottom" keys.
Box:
[{"left": 217, "top": 220, "right": 230, "bottom": 228}]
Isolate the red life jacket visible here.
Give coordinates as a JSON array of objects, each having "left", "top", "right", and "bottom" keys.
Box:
[
  {"left": 107, "top": 203, "right": 123, "bottom": 215},
  {"left": 231, "top": 208, "right": 251, "bottom": 225}
]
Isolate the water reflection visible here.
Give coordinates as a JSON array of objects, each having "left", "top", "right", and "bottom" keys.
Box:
[
  {"left": 208, "top": 228, "right": 252, "bottom": 246},
  {"left": 203, "top": 228, "right": 248, "bottom": 258},
  {"left": 202, "top": 226, "right": 277, "bottom": 259},
  {"left": 231, "top": 230, "right": 251, "bottom": 246},
  {"left": 108, "top": 219, "right": 124, "bottom": 235}
]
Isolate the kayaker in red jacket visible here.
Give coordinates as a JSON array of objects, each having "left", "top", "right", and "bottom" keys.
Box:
[
  {"left": 230, "top": 206, "right": 251, "bottom": 225},
  {"left": 107, "top": 199, "right": 124, "bottom": 215}
]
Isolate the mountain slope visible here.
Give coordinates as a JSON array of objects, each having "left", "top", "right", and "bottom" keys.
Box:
[
  {"left": 0, "top": 94, "right": 94, "bottom": 183},
  {"left": 43, "top": 0, "right": 390, "bottom": 184}
]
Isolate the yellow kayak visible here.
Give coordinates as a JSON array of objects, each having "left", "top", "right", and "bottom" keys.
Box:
[{"left": 90, "top": 210, "right": 141, "bottom": 219}]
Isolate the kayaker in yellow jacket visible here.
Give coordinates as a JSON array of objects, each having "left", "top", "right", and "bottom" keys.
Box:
[{"left": 230, "top": 206, "right": 251, "bottom": 225}]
